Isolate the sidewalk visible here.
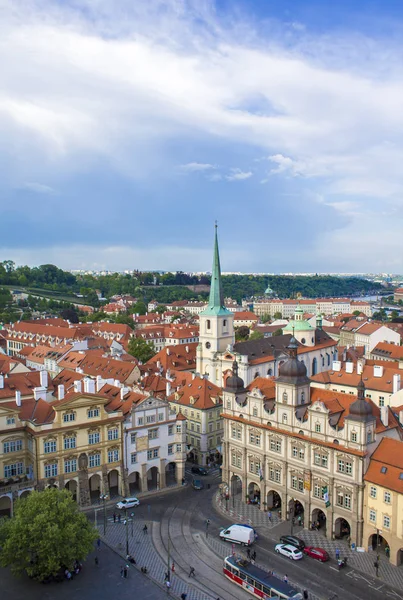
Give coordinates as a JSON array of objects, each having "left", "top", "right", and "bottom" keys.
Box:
[
  {"left": 83, "top": 481, "right": 185, "bottom": 513},
  {"left": 214, "top": 492, "right": 403, "bottom": 591}
]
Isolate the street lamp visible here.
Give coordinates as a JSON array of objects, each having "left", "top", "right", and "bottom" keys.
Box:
[
  {"left": 100, "top": 493, "right": 108, "bottom": 536},
  {"left": 131, "top": 512, "right": 134, "bottom": 537},
  {"left": 124, "top": 508, "right": 129, "bottom": 556}
]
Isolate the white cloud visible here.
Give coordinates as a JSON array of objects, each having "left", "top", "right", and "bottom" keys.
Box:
[
  {"left": 180, "top": 162, "right": 216, "bottom": 172},
  {"left": 226, "top": 168, "right": 252, "bottom": 181},
  {"left": 23, "top": 182, "right": 56, "bottom": 194}
]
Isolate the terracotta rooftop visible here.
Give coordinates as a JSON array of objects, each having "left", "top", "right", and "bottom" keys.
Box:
[
  {"left": 168, "top": 376, "right": 222, "bottom": 410},
  {"left": 311, "top": 362, "right": 402, "bottom": 394},
  {"left": 371, "top": 342, "right": 403, "bottom": 362},
  {"left": 364, "top": 438, "right": 403, "bottom": 494}
]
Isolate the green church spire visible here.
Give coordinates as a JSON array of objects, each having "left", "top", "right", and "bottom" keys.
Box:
[{"left": 202, "top": 223, "right": 231, "bottom": 316}]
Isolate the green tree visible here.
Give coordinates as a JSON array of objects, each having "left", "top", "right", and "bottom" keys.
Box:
[
  {"left": 250, "top": 330, "right": 264, "bottom": 340},
  {"left": 129, "top": 301, "right": 147, "bottom": 315},
  {"left": 153, "top": 305, "right": 167, "bottom": 314},
  {"left": 235, "top": 326, "right": 250, "bottom": 341},
  {"left": 273, "top": 328, "right": 283, "bottom": 336},
  {"left": 127, "top": 336, "right": 156, "bottom": 362},
  {"left": 352, "top": 310, "right": 361, "bottom": 316},
  {"left": 0, "top": 488, "right": 97, "bottom": 581},
  {"left": 273, "top": 312, "right": 282, "bottom": 319},
  {"left": 260, "top": 313, "right": 271, "bottom": 323}
]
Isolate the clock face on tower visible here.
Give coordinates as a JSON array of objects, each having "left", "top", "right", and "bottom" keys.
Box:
[{"left": 205, "top": 342, "right": 211, "bottom": 349}]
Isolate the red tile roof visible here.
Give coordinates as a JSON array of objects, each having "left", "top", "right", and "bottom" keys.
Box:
[{"left": 364, "top": 438, "right": 403, "bottom": 493}]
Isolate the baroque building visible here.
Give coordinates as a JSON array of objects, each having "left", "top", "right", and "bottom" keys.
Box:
[{"left": 221, "top": 338, "right": 402, "bottom": 546}]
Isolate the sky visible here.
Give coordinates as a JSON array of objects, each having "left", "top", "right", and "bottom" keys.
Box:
[{"left": 1, "top": 0, "right": 403, "bottom": 274}]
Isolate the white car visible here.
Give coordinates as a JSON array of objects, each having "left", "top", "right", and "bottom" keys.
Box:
[
  {"left": 116, "top": 497, "right": 140, "bottom": 510},
  {"left": 275, "top": 543, "right": 303, "bottom": 560}
]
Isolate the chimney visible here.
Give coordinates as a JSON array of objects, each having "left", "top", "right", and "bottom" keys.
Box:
[
  {"left": 0, "top": 374, "right": 4, "bottom": 389},
  {"left": 373, "top": 365, "right": 384, "bottom": 378},
  {"left": 380, "top": 406, "right": 388, "bottom": 427},
  {"left": 192, "top": 372, "right": 196, "bottom": 380},
  {"left": 74, "top": 380, "right": 82, "bottom": 393},
  {"left": 345, "top": 362, "right": 354, "bottom": 374},
  {"left": 96, "top": 375, "right": 103, "bottom": 392},
  {"left": 399, "top": 410, "right": 403, "bottom": 426},
  {"left": 332, "top": 361, "right": 341, "bottom": 372},
  {"left": 58, "top": 384, "right": 65, "bottom": 400},
  {"left": 393, "top": 373, "right": 401, "bottom": 394},
  {"left": 40, "top": 370, "right": 48, "bottom": 389},
  {"left": 357, "top": 362, "right": 363, "bottom": 375},
  {"left": 185, "top": 345, "right": 189, "bottom": 353},
  {"left": 114, "top": 379, "right": 121, "bottom": 388},
  {"left": 120, "top": 387, "right": 129, "bottom": 400},
  {"left": 33, "top": 387, "right": 45, "bottom": 401},
  {"left": 157, "top": 360, "right": 161, "bottom": 369},
  {"left": 15, "top": 390, "right": 21, "bottom": 407},
  {"left": 166, "top": 348, "right": 170, "bottom": 356},
  {"left": 166, "top": 381, "right": 171, "bottom": 397}
]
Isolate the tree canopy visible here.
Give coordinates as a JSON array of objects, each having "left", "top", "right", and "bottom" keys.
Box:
[
  {"left": 127, "top": 336, "right": 156, "bottom": 363},
  {"left": 0, "top": 488, "right": 97, "bottom": 581}
]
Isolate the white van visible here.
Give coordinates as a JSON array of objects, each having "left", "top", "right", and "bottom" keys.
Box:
[{"left": 219, "top": 524, "right": 257, "bottom": 546}]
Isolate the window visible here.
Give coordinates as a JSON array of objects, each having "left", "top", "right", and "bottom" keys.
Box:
[
  {"left": 158, "top": 412, "right": 164, "bottom": 421},
  {"left": 291, "top": 475, "right": 304, "bottom": 492},
  {"left": 351, "top": 432, "right": 357, "bottom": 442},
  {"left": 64, "top": 436, "right": 76, "bottom": 450},
  {"left": 206, "top": 319, "right": 211, "bottom": 330},
  {"left": 282, "top": 413, "right": 288, "bottom": 424},
  {"left": 384, "top": 491, "right": 391, "bottom": 504},
  {"left": 89, "top": 453, "right": 101, "bottom": 468},
  {"left": 249, "top": 459, "right": 261, "bottom": 475},
  {"left": 231, "top": 453, "right": 242, "bottom": 468},
  {"left": 315, "top": 423, "right": 321, "bottom": 433},
  {"left": 196, "top": 424, "right": 200, "bottom": 433},
  {"left": 148, "top": 428, "right": 158, "bottom": 440},
  {"left": 314, "top": 452, "right": 328, "bottom": 468},
  {"left": 3, "top": 440, "right": 23, "bottom": 453},
  {"left": 282, "top": 391, "right": 288, "bottom": 404},
  {"left": 64, "top": 459, "right": 77, "bottom": 473},
  {"left": 338, "top": 459, "right": 352, "bottom": 475},
  {"left": 146, "top": 415, "right": 156, "bottom": 424},
  {"left": 232, "top": 425, "right": 241, "bottom": 440},
  {"left": 6, "top": 417, "right": 15, "bottom": 425},
  {"left": 383, "top": 515, "right": 391, "bottom": 529},
  {"left": 147, "top": 448, "right": 159, "bottom": 460},
  {"left": 44, "top": 463, "right": 58, "bottom": 478},
  {"left": 63, "top": 411, "right": 75, "bottom": 422},
  {"left": 292, "top": 446, "right": 304, "bottom": 460},
  {"left": 369, "top": 509, "right": 376, "bottom": 523},
  {"left": 269, "top": 467, "right": 281, "bottom": 482},
  {"left": 87, "top": 408, "right": 99, "bottom": 418},
  {"left": 367, "top": 431, "right": 373, "bottom": 443},
  {"left": 4, "top": 462, "right": 24, "bottom": 477},
  {"left": 108, "top": 428, "right": 119, "bottom": 441},
  {"left": 370, "top": 486, "right": 377, "bottom": 499},
  {"left": 249, "top": 431, "right": 261, "bottom": 446},
  {"left": 227, "top": 400, "right": 231, "bottom": 409},
  {"left": 138, "top": 417, "right": 144, "bottom": 426},
  {"left": 130, "top": 433, "right": 137, "bottom": 444},
  {"left": 108, "top": 449, "right": 119, "bottom": 463},
  {"left": 313, "top": 483, "right": 325, "bottom": 499},
  {"left": 88, "top": 432, "right": 100, "bottom": 445},
  {"left": 176, "top": 444, "right": 181, "bottom": 452},
  {"left": 44, "top": 440, "right": 57, "bottom": 454},
  {"left": 253, "top": 407, "right": 258, "bottom": 417},
  {"left": 337, "top": 491, "right": 351, "bottom": 509},
  {"left": 168, "top": 425, "right": 174, "bottom": 436},
  {"left": 176, "top": 424, "right": 182, "bottom": 433},
  {"left": 270, "top": 439, "right": 281, "bottom": 453},
  {"left": 379, "top": 397, "right": 385, "bottom": 407},
  {"left": 130, "top": 453, "right": 137, "bottom": 464}
]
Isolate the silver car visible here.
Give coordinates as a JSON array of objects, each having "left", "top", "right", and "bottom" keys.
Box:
[{"left": 275, "top": 543, "right": 303, "bottom": 560}]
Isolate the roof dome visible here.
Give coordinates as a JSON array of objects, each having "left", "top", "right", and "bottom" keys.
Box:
[
  {"left": 349, "top": 378, "right": 374, "bottom": 420},
  {"left": 225, "top": 360, "right": 246, "bottom": 393},
  {"left": 277, "top": 337, "right": 310, "bottom": 383}
]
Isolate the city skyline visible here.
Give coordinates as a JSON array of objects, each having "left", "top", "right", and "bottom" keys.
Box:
[{"left": 2, "top": 1, "right": 403, "bottom": 272}]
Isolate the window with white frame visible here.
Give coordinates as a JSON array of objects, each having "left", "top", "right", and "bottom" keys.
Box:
[
  {"left": 87, "top": 408, "right": 99, "bottom": 418},
  {"left": 63, "top": 411, "right": 75, "bottom": 422},
  {"left": 283, "top": 391, "right": 288, "bottom": 404},
  {"left": 147, "top": 448, "right": 159, "bottom": 460},
  {"left": 291, "top": 475, "right": 304, "bottom": 492},
  {"left": 176, "top": 444, "right": 181, "bottom": 452},
  {"left": 168, "top": 425, "right": 174, "bottom": 436},
  {"left": 64, "top": 436, "right": 76, "bottom": 450},
  {"left": 253, "top": 407, "right": 258, "bottom": 417},
  {"left": 138, "top": 417, "right": 144, "bottom": 426},
  {"left": 64, "top": 459, "right": 77, "bottom": 473},
  {"left": 249, "top": 458, "right": 260, "bottom": 475},
  {"left": 315, "top": 423, "right": 321, "bottom": 433},
  {"left": 44, "top": 463, "right": 58, "bottom": 478},
  {"left": 314, "top": 451, "right": 328, "bottom": 468},
  {"left": 369, "top": 509, "right": 376, "bottom": 523},
  {"left": 292, "top": 446, "right": 305, "bottom": 460},
  {"left": 176, "top": 424, "right": 182, "bottom": 433},
  {"left": 6, "top": 417, "right": 15, "bottom": 425},
  {"left": 130, "top": 453, "right": 137, "bottom": 464},
  {"left": 130, "top": 433, "right": 137, "bottom": 444},
  {"left": 88, "top": 432, "right": 100, "bottom": 445},
  {"left": 269, "top": 466, "right": 281, "bottom": 483},
  {"left": 146, "top": 415, "right": 156, "bottom": 424},
  {"left": 108, "top": 428, "right": 119, "bottom": 441},
  {"left": 282, "top": 413, "right": 288, "bottom": 424},
  {"left": 338, "top": 458, "right": 352, "bottom": 475},
  {"left": 168, "top": 444, "right": 174, "bottom": 455},
  {"left": 313, "top": 483, "right": 324, "bottom": 499},
  {"left": 270, "top": 439, "right": 281, "bottom": 453},
  {"left": 337, "top": 491, "right": 351, "bottom": 509},
  {"left": 44, "top": 440, "right": 57, "bottom": 454},
  {"left": 107, "top": 449, "right": 119, "bottom": 463},
  {"left": 384, "top": 491, "right": 391, "bottom": 504},
  {"left": 4, "top": 462, "right": 24, "bottom": 477},
  {"left": 383, "top": 515, "right": 391, "bottom": 529},
  {"left": 351, "top": 432, "right": 357, "bottom": 442},
  {"left": 89, "top": 453, "right": 101, "bottom": 468},
  {"left": 227, "top": 400, "right": 231, "bottom": 409},
  {"left": 3, "top": 440, "right": 23, "bottom": 453},
  {"left": 148, "top": 428, "right": 158, "bottom": 440},
  {"left": 158, "top": 412, "right": 164, "bottom": 421},
  {"left": 379, "top": 397, "right": 385, "bottom": 407},
  {"left": 231, "top": 453, "right": 242, "bottom": 468},
  {"left": 370, "top": 486, "right": 377, "bottom": 498}
]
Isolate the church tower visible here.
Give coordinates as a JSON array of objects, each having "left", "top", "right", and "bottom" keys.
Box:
[{"left": 196, "top": 225, "right": 234, "bottom": 384}]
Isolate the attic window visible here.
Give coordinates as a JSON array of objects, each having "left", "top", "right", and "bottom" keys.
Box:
[
  {"left": 381, "top": 466, "right": 387, "bottom": 474},
  {"left": 399, "top": 473, "right": 403, "bottom": 480}
]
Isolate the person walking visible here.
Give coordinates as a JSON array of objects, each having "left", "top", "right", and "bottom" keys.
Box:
[
  {"left": 94, "top": 556, "right": 99, "bottom": 567},
  {"left": 189, "top": 566, "right": 195, "bottom": 577},
  {"left": 97, "top": 538, "right": 101, "bottom": 550},
  {"left": 166, "top": 580, "right": 171, "bottom": 592},
  {"left": 120, "top": 566, "right": 124, "bottom": 578},
  {"left": 268, "top": 511, "right": 272, "bottom": 523},
  {"left": 303, "top": 590, "right": 308, "bottom": 600},
  {"left": 335, "top": 548, "right": 340, "bottom": 560},
  {"left": 181, "top": 594, "right": 187, "bottom": 600},
  {"left": 171, "top": 561, "right": 175, "bottom": 573},
  {"left": 123, "top": 566, "right": 128, "bottom": 579},
  {"left": 113, "top": 512, "right": 116, "bottom": 523},
  {"left": 252, "top": 550, "right": 256, "bottom": 562},
  {"left": 164, "top": 571, "right": 169, "bottom": 582},
  {"left": 247, "top": 548, "right": 251, "bottom": 559},
  {"left": 143, "top": 524, "right": 148, "bottom": 534},
  {"left": 283, "top": 575, "right": 288, "bottom": 584},
  {"left": 118, "top": 513, "right": 121, "bottom": 524}
]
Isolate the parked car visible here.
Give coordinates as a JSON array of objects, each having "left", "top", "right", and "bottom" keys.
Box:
[
  {"left": 303, "top": 547, "right": 329, "bottom": 562},
  {"left": 279, "top": 535, "right": 306, "bottom": 550},
  {"left": 116, "top": 497, "right": 140, "bottom": 510},
  {"left": 275, "top": 544, "right": 304, "bottom": 560},
  {"left": 192, "top": 479, "right": 204, "bottom": 490},
  {"left": 191, "top": 466, "right": 208, "bottom": 476},
  {"left": 220, "top": 524, "right": 256, "bottom": 546}
]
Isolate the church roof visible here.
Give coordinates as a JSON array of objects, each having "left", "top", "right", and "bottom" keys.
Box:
[{"left": 200, "top": 225, "right": 231, "bottom": 317}]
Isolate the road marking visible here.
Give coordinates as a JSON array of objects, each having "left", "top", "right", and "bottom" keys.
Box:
[{"left": 329, "top": 566, "right": 339, "bottom": 572}]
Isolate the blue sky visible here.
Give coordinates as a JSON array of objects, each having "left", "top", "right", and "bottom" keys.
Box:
[{"left": 1, "top": 0, "right": 403, "bottom": 273}]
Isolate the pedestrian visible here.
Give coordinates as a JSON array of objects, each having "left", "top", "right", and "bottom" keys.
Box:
[
  {"left": 123, "top": 566, "right": 128, "bottom": 578},
  {"left": 164, "top": 571, "right": 169, "bottom": 581},
  {"left": 181, "top": 594, "right": 187, "bottom": 600},
  {"left": 113, "top": 512, "right": 116, "bottom": 523},
  {"left": 171, "top": 561, "right": 175, "bottom": 573},
  {"left": 189, "top": 566, "right": 195, "bottom": 577},
  {"left": 374, "top": 560, "right": 379, "bottom": 577},
  {"left": 283, "top": 574, "right": 288, "bottom": 584},
  {"left": 335, "top": 548, "right": 340, "bottom": 560},
  {"left": 118, "top": 513, "right": 121, "bottom": 523},
  {"left": 97, "top": 538, "right": 101, "bottom": 550},
  {"left": 166, "top": 580, "right": 171, "bottom": 592},
  {"left": 252, "top": 550, "right": 256, "bottom": 562},
  {"left": 385, "top": 545, "right": 390, "bottom": 559},
  {"left": 268, "top": 511, "right": 272, "bottom": 523},
  {"left": 120, "top": 566, "right": 124, "bottom": 578},
  {"left": 206, "top": 519, "right": 210, "bottom": 528},
  {"left": 143, "top": 524, "right": 148, "bottom": 534},
  {"left": 94, "top": 556, "right": 99, "bottom": 567},
  {"left": 247, "top": 548, "right": 251, "bottom": 559},
  {"left": 141, "top": 566, "right": 148, "bottom": 574},
  {"left": 303, "top": 590, "right": 308, "bottom": 600}
]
